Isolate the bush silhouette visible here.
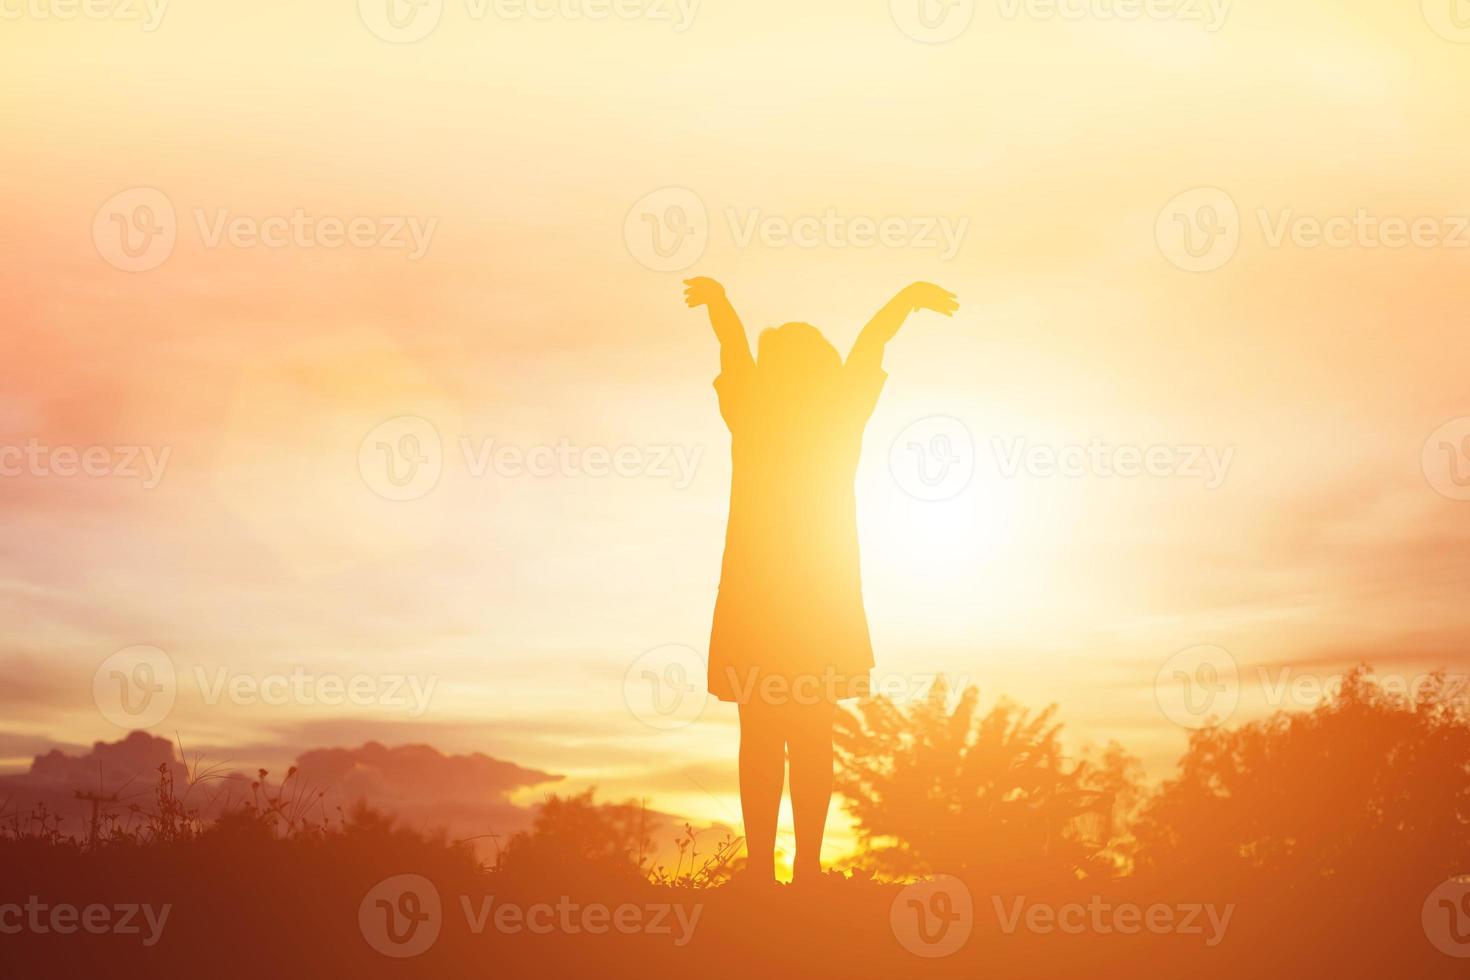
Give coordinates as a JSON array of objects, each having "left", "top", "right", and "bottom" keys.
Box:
[
  {"left": 6, "top": 670, "right": 1468, "bottom": 978},
  {"left": 834, "top": 679, "right": 1140, "bottom": 881},
  {"left": 496, "top": 789, "right": 654, "bottom": 883},
  {"left": 1134, "top": 665, "right": 1470, "bottom": 884}
]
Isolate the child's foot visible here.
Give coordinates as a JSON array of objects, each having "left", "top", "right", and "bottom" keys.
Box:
[{"left": 790, "top": 859, "right": 827, "bottom": 889}]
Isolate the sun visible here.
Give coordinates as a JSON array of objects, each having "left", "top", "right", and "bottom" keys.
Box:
[{"left": 859, "top": 467, "right": 1029, "bottom": 584}]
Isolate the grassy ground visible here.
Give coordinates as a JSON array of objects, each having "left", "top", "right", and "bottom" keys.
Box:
[{"left": 1, "top": 832, "right": 1458, "bottom": 979}]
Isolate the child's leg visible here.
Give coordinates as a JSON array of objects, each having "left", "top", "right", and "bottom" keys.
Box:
[
  {"left": 737, "top": 698, "right": 785, "bottom": 882},
  {"left": 787, "top": 698, "right": 836, "bottom": 883}
]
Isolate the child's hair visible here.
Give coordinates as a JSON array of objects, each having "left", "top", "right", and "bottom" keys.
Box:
[{"left": 756, "top": 322, "right": 842, "bottom": 380}]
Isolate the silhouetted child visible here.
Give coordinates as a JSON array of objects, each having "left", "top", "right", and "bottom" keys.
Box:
[{"left": 684, "top": 276, "right": 959, "bottom": 886}]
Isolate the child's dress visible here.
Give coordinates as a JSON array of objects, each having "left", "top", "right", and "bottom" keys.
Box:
[{"left": 708, "top": 359, "right": 888, "bottom": 703}]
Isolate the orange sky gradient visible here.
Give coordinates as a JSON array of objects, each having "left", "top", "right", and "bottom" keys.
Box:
[{"left": 3, "top": 0, "right": 1470, "bottom": 869}]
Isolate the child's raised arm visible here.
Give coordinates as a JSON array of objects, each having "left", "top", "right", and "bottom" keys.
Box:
[
  {"left": 684, "top": 277, "right": 753, "bottom": 377},
  {"left": 847, "top": 282, "right": 959, "bottom": 373}
]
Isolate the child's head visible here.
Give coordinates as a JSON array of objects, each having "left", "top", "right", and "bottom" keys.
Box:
[{"left": 756, "top": 322, "right": 841, "bottom": 386}]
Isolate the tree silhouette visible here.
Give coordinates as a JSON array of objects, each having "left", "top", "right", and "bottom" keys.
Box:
[
  {"left": 496, "top": 789, "right": 654, "bottom": 883},
  {"left": 834, "top": 679, "right": 1139, "bottom": 880},
  {"left": 1134, "top": 666, "right": 1470, "bottom": 884}
]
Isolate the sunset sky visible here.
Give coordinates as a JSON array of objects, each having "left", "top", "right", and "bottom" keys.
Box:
[{"left": 3, "top": 0, "right": 1469, "bottom": 868}]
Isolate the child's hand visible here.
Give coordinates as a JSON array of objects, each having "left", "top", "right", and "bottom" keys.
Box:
[
  {"left": 684, "top": 277, "right": 727, "bottom": 309},
  {"left": 896, "top": 282, "right": 959, "bottom": 317}
]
